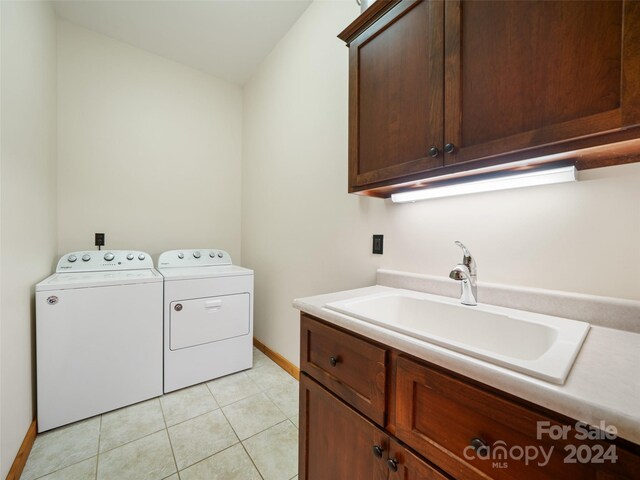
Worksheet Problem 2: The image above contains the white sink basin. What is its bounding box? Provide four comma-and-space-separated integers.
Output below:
324, 289, 590, 384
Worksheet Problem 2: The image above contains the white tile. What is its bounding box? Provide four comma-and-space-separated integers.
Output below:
265, 381, 299, 419
290, 414, 299, 429
179, 444, 262, 480
246, 362, 297, 391
160, 384, 218, 427
222, 392, 286, 440
39, 457, 97, 480
207, 371, 261, 407
22, 417, 100, 480
99, 398, 165, 452
243, 420, 298, 480
97, 430, 176, 480
253, 347, 272, 369
167, 409, 238, 470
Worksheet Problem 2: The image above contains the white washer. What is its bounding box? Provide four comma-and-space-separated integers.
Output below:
158, 249, 253, 393
35, 251, 163, 432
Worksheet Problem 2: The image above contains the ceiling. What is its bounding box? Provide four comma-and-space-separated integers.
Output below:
54, 0, 313, 85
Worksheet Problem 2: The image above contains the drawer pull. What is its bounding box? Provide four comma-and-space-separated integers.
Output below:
329, 356, 339, 367
372, 445, 384, 458
387, 458, 398, 472
470, 437, 489, 456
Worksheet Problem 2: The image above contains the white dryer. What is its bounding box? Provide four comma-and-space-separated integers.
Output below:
36, 251, 163, 432
158, 249, 253, 393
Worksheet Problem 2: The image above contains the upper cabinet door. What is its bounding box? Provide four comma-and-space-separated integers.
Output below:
349, 0, 444, 189
444, 0, 640, 166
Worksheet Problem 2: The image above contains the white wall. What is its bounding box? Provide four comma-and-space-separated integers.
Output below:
242, 0, 640, 366
0, 2, 58, 477
57, 21, 243, 261
242, 0, 387, 366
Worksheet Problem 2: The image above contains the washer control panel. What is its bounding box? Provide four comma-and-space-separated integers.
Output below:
157, 249, 232, 268
56, 250, 154, 272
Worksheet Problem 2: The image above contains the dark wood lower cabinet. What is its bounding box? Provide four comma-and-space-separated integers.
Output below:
300, 314, 386, 425
299, 313, 640, 480
299, 374, 449, 480
388, 438, 450, 480
299, 374, 387, 480
395, 356, 640, 480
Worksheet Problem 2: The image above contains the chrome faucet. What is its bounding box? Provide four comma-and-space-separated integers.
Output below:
449, 241, 477, 306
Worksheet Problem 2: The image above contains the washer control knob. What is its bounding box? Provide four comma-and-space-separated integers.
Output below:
193, 251, 201, 259
217, 252, 223, 258
209, 251, 216, 258
82, 254, 91, 262
178, 253, 184, 259
104, 253, 115, 261
126, 253, 134, 260
138, 253, 146, 261
68, 255, 77, 263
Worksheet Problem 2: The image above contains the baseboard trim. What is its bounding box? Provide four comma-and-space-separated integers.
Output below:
6, 419, 37, 480
253, 338, 300, 381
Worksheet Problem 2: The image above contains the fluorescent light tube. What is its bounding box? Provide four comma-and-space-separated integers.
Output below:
390, 166, 577, 203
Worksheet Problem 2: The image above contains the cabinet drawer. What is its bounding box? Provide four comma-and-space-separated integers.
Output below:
300, 314, 386, 425
395, 356, 639, 480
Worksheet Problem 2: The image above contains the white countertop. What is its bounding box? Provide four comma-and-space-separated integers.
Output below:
293, 285, 640, 445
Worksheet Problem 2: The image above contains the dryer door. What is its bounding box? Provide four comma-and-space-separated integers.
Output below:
170, 293, 250, 350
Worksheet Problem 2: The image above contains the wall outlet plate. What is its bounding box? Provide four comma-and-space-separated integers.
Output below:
372, 234, 383, 254
95, 232, 105, 247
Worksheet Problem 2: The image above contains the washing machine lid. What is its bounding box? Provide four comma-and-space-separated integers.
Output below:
159, 265, 253, 281
36, 269, 162, 291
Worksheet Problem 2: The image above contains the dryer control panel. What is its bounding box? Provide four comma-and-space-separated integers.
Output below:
158, 249, 232, 268
56, 251, 154, 272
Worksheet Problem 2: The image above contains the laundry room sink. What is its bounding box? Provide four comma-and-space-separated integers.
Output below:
324, 289, 590, 384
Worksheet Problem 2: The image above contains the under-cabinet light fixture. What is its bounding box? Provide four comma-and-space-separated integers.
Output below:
390, 165, 577, 203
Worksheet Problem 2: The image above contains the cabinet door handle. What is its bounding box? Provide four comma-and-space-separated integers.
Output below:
470, 437, 489, 456
387, 458, 398, 472
428, 146, 440, 158
444, 143, 456, 154
372, 445, 384, 458
329, 356, 339, 367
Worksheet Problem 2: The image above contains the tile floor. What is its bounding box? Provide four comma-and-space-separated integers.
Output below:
22, 348, 299, 480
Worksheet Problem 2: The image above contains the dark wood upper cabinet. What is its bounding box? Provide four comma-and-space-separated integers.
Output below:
340, 0, 640, 197
444, 0, 640, 166
348, 0, 444, 189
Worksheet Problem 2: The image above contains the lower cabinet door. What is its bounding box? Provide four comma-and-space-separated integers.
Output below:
299, 373, 388, 480
395, 356, 640, 480
388, 439, 451, 480
299, 374, 450, 480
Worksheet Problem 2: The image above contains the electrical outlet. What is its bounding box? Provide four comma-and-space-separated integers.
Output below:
372, 234, 383, 254
95, 233, 105, 247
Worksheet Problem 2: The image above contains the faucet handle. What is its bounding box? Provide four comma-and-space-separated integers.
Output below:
454, 241, 476, 272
